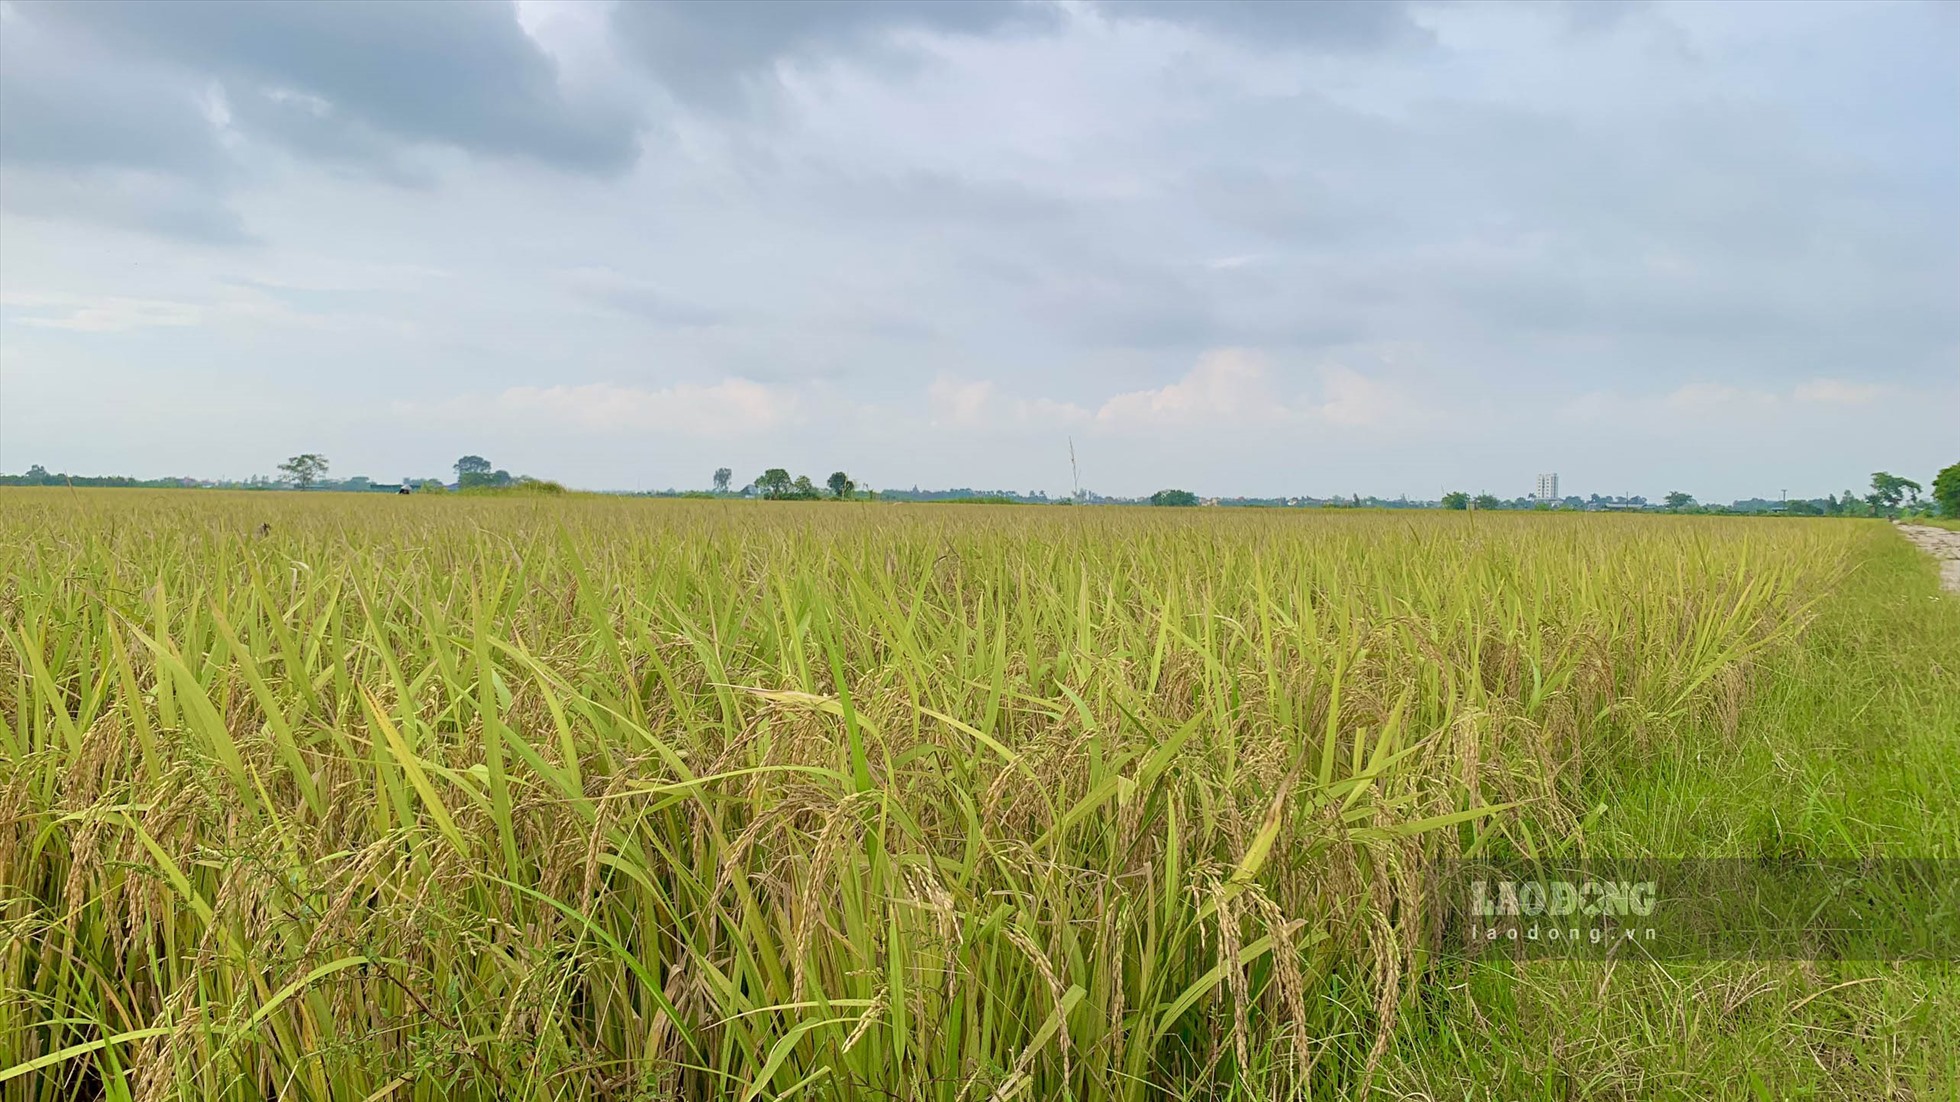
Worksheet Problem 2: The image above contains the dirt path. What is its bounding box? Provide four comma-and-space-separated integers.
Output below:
1898, 523, 1960, 594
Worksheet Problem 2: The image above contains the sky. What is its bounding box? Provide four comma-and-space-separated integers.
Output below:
1, 0, 1954, 501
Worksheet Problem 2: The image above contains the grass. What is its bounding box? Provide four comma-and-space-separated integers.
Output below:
1375, 523, 1960, 1100
0, 491, 1950, 1100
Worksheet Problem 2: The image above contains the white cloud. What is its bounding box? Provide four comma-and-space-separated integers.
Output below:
1588, 379, 1835, 424
1204, 254, 1263, 270
1664, 382, 1765, 413
1663, 377, 1899, 415
921, 349, 1426, 437
4, 293, 203, 331
0, 286, 342, 333
1792, 378, 1890, 405
403, 378, 800, 438
927, 374, 996, 426
1312, 363, 1410, 427
1094, 347, 1285, 426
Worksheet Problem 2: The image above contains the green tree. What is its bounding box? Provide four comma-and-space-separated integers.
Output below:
713, 467, 733, 495
1665, 491, 1694, 511
827, 471, 856, 499
1867, 471, 1921, 515
453, 455, 515, 490
1472, 493, 1500, 510
461, 470, 512, 490
1933, 462, 1960, 518
1149, 489, 1199, 506
1441, 491, 1469, 510
755, 468, 794, 499
792, 475, 818, 498
277, 453, 329, 490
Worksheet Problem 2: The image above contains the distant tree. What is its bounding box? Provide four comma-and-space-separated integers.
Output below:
755, 468, 794, 499
792, 475, 818, 498
1472, 493, 1500, 511
454, 455, 515, 490
1933, 462, 1960, 518
1150, 489, 1199, 506
24, 464, 51, 484
827, 471, 856, 499
1665, 491, 1695, 511
713, 467, 733, 495
1441, 491, 1469, 510
277, 454, 329, 490
1867, 471, 1921, 515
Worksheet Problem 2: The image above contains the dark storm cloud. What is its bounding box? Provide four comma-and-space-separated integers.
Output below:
611, 0, 1063, 108
223, 87, 436, 187
0, 171, 256, 245
12, 0, 641, 173
610, 1, 1437, 111
1093, 0, 1436, 50
0, 11, 252, 242
0, 16, 222, 178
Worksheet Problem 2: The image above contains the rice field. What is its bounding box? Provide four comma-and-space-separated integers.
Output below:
2, 490, 1953, 1100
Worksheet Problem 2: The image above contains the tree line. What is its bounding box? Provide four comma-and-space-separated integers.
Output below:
710, 467, 861, 500
6, 459, 1956, 518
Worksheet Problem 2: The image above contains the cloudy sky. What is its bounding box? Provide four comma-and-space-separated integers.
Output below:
1, 0, 1954, 500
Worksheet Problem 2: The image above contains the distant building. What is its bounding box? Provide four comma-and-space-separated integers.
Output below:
1534, 472, 1560, 504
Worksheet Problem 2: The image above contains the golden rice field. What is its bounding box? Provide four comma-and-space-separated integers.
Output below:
1, 490, 1948, 1100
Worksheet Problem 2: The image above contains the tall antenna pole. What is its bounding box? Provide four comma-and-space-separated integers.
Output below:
1069, 437, 1081, 502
